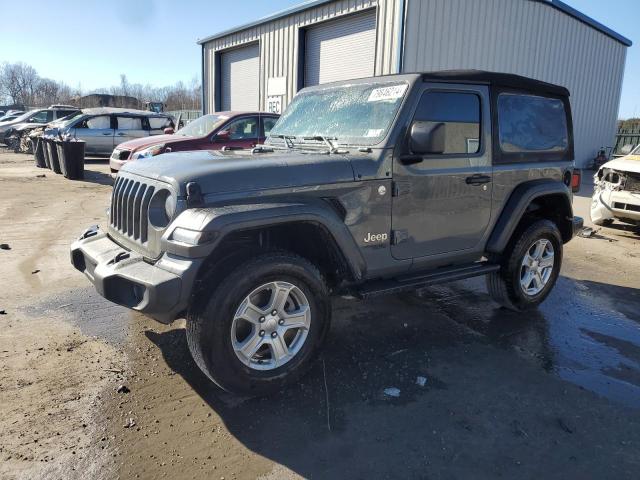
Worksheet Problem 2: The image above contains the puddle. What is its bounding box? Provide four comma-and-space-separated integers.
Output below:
417, 276, 640, 408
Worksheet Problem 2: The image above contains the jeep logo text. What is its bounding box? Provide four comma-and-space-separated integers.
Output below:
364, 232, 388, 243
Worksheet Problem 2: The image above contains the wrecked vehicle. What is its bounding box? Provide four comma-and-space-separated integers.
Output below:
591, 144, 640, 226
0, 106, 78, 145
72, 71, 582, 395
45, 108, 174, 156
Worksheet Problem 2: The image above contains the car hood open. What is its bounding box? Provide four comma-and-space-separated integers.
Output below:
122, 149, 356, 196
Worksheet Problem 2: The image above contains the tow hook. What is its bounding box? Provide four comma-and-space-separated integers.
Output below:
80, 225, 99, 240
108, 251, 130, 265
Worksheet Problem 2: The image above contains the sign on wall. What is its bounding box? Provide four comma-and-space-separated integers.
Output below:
267, 96, 283, 114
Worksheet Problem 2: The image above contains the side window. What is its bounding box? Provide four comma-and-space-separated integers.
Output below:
263, 117, 278, 137
30, 111, 49, 123
85, 116, 111, 129
116, 116, 143, 130
225, 117, 258, 140
497, 94, 568, 153
56, 110, 76, 120
412, 92, 481, 155
149, 117, 172, 130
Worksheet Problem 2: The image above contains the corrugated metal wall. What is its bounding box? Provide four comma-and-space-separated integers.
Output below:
202, 0, 402, 114
402, 0, 627, 167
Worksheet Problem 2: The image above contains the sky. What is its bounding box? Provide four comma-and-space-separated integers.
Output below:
0, 0, 637, 118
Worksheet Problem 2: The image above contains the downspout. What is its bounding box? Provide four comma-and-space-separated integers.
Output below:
201, 44, 206, 115
395, 0, 407, 74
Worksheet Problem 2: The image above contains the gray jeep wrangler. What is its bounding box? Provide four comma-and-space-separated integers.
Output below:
71, 71, 583, 395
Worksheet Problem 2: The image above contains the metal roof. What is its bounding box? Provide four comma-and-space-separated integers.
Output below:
196, 0, 631, 47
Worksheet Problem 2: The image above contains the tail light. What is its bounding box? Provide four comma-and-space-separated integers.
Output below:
571, 169, 581, 193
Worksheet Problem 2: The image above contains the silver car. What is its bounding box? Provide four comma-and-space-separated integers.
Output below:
50, 108, 174, 156
0, 106, 77, 143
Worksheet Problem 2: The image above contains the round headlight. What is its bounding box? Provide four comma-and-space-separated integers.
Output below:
164, 194, 176, 220
148, 189, 174, 229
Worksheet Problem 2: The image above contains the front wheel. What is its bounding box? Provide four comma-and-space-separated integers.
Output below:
186, 252, 331, 395
487, 219, 562, 311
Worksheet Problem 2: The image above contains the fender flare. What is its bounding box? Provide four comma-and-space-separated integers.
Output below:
486, 179, 573, 254
162, 199, 366, 280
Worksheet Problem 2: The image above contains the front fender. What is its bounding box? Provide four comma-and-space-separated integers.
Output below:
161, 200, 366, 280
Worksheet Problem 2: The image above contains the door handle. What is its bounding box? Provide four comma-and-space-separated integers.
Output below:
466, 174, 492, 185
117, 133, 126, 136
102, 132, 112, 136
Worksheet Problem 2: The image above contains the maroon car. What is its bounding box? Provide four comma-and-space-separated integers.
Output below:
110, 111, 279, 173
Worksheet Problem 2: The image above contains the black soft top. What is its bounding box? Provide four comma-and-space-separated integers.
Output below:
421, 70, 569, 97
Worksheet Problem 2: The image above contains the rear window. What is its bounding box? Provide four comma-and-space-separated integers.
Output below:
498, 94, 568, 153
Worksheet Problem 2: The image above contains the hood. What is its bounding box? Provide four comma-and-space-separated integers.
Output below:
116, 134, 187, 151
14, 122, 42, 132
601, 155, 640, 173
122, 149, 356, 196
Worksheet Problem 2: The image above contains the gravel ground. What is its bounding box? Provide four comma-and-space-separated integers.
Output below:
1, 149, 639, 479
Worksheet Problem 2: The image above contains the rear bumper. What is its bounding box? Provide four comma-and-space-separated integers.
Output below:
70, 226, 202, 323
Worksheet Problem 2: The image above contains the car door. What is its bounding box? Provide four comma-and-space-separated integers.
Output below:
391, 84, 492, 260
73, 115, 114, 155
115, 115, 147, 146
213, 116, 259, 150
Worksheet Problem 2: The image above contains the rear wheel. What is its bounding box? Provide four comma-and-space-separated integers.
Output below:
487, 219, 562, 311
186, 251, 331, 395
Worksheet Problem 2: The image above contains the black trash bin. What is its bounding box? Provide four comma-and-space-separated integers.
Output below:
60, 140, 86, 180
34, 137, 46, 168
55, 140, 67, 177
42, 137, 51, 169
46, 137, 62, 174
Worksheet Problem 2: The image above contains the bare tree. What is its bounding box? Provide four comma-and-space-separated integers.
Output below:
0, 62, 39, 105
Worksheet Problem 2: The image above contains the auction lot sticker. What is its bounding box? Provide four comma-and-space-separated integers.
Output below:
368, 84, 408, 102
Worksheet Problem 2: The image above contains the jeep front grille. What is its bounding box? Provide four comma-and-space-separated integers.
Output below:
110, 176, 155, 243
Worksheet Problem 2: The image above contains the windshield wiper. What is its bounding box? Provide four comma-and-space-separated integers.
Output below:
271, 134, 296, 149
303, 135, 339, 153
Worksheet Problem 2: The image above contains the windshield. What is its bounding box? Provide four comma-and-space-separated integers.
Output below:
61, 112, 85, 128
269, 82, 409, 146
176, 114, 227, 137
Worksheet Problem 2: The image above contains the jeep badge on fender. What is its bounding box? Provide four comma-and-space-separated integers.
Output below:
71, 71, 583, 396
364, 232, 388, 243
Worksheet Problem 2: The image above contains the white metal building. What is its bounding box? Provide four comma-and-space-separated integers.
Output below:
198, 0, 631, 167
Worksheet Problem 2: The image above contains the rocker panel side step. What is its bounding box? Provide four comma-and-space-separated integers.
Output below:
354, 263, 500, 299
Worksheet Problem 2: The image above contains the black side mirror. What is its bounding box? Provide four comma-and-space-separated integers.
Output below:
409, 121, 446, 156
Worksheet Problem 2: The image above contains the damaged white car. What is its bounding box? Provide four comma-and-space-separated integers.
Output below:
591, 144, 640, 226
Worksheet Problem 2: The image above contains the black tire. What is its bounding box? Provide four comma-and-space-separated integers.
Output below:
486, 219, 562, 311
186, 251, 331, 396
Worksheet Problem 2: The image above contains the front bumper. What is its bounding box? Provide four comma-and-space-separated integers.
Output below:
591, 188, 640, 224
70, 226, 202, 323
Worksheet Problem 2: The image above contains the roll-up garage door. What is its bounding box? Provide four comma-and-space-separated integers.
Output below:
220, 44, 260, 111
304, 10, 376, 87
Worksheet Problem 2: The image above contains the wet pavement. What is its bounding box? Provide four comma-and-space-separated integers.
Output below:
4, 151, 640, 479
27, 270, 640, 479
